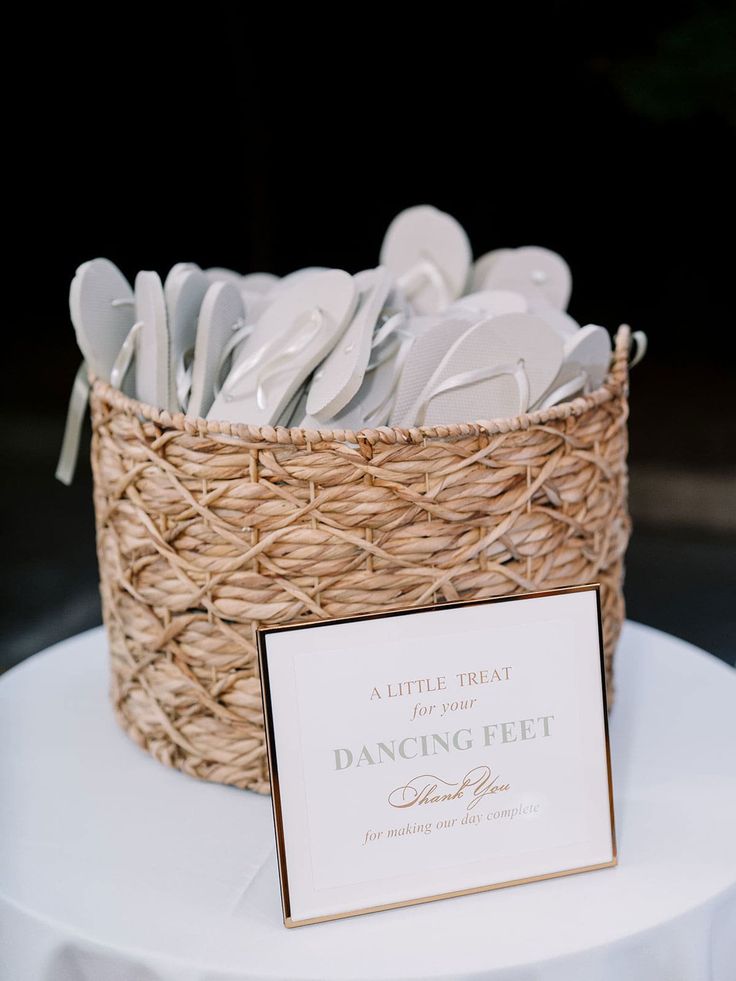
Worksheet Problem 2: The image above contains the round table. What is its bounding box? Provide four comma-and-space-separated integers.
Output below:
1, 623, 734, 981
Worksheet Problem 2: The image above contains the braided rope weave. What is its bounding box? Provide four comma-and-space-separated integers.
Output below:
90, 325, 632, 793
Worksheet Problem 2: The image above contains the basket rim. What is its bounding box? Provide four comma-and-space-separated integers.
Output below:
90, 325, 632, 447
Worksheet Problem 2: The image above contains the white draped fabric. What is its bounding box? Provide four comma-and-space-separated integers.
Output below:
1, 622, 735, 981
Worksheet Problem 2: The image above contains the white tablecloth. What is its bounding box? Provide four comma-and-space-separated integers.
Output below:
1, 622, 734, 981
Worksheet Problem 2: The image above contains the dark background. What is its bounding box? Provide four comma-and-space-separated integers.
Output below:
3, 3, 734, 671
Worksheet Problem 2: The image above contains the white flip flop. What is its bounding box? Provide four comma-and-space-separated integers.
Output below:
287, 382, 311, 426
447, 289, 528, 318
207, 269, 357, 425
69, 258, 135, 382
275, 379, 310, 427
239, 274, 281, 326
470, 249, 512, 292
535, 324, 612, 409
528, 297, 579, 338
299, 310, 414, 430
241, 272, 279, 293
239, 288, 275, 329
306, 266, 393, 422
134, 271, 173, 410
406, 313, 564, 426
164, 262, 200, 304
564, 323, 612, 390
165, 267, 210, 411
389, 317, 474, 427
60, 257, 136, 485
205, 267, 243, 286
187, 281, 246, 419
486, 247, 572, 310
271, 267, 329, 295
380, 205, 472, 314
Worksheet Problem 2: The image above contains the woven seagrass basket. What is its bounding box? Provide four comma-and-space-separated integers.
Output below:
90, 324, 633, 794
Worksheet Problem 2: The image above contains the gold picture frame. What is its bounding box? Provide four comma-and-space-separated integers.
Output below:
257, 583, 617, 928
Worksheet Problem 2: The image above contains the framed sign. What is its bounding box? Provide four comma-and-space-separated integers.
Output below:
258, 584, 616, 927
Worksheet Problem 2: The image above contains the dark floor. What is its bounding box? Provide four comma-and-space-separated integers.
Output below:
2, 413, 734, 674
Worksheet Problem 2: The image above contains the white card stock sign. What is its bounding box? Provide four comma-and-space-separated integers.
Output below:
258, 584, 616, 927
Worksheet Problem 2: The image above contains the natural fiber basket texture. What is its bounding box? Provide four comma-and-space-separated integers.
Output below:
90, 325, 632, 794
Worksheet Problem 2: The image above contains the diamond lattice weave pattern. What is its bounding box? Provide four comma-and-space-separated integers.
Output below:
90, 326, 632, 794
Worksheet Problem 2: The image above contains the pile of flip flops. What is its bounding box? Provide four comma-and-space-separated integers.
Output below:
68, 205, 616, 432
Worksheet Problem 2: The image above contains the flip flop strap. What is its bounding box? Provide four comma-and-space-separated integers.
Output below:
363, 333, 414, 427
217, 323, 281, 399
254, 310, 327, 411
206, 319, 252, 402
414, 360, 531, 427
366, 313, 408, 372
215, 319, 251, 376
175, 348, 195, 411
220, 308, 326, 409
371, 311, 405, 349
629, 331, 648, 367
55, 362, 91, 485
537, 369, 588, 411
109, 320, 143, 391
57, 294, 138, 484
397, 258, 452, 309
